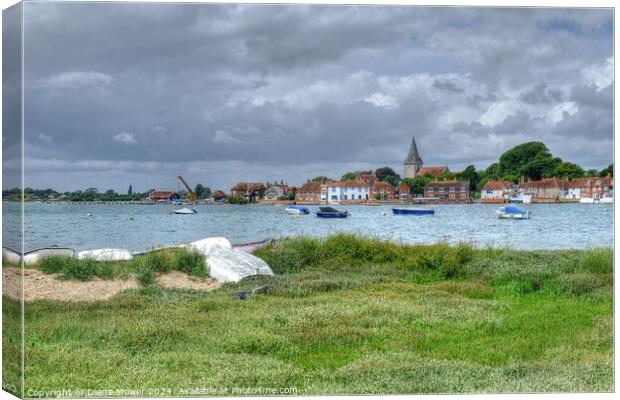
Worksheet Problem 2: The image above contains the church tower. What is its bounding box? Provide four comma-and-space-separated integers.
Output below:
404, 135, 423, 179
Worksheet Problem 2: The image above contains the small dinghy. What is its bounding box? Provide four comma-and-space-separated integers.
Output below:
316, 206, 349, 218
392, 208, 434, 215
495, 205, 529, 219
285, 205, 310, 215
173, 207, 197, 214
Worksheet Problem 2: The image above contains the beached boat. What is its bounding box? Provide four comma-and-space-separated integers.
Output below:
392, 208, 435, 215
173, 207, 197, 214
495, 205, 529, 219
285, 205, 310, 215
316, 206, 349, 218
2, 245, 75, 265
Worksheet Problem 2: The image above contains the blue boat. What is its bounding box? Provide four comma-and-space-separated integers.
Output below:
285, 205, 310, 215
392, 208, 435, 215
316, 206, 349, 218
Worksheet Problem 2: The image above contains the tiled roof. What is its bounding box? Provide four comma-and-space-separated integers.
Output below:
372, 181, 394, 189
567, 177, 613, 188
427, 180, 469, 186
298, 182, 322, 193
418, 166, 449, 176
522, 178, 567, 189
329, 180, 370, 188
231, 182, 265, 192
211, 190, 227, 198
482, 180, 514, 190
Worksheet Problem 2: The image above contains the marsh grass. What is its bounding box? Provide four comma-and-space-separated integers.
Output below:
34, 248, 206, 284
4, 234, 613, 395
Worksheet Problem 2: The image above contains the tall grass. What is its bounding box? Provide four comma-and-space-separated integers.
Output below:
34, 248, 206, 285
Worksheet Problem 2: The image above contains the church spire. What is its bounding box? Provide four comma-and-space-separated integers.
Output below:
405, 135, 423, 165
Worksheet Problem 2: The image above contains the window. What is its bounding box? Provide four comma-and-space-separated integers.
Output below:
450, 186, 455, 192
427, 187, 433, 192
439, 186, 445, 192
450, 193, 455, 199
343, 195, 348, 200
358, 194, 362, 200
461, 186, 467, 192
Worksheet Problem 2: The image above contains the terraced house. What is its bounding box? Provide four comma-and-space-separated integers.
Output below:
424, 180, 471, 203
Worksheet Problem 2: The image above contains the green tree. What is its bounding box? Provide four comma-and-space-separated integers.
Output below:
309, 176, 332, 183
402, 176, 431, 195
586, 169, 599, 177
341, 172, 357, 181
599, 164, 613, 177
552, 162, 585, 180
457, 165, 479, 192
194, 184, 207, 199
375, 166, 401, 187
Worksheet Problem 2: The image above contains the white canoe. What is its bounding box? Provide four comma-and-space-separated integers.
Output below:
77, 248, 133, 261
3, 246, 75, 265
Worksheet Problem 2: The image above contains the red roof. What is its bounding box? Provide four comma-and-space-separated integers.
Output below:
330, 180, 370, 188
149, 191, 178, 200
418, 166, 449, 176
568, 177, 613, 188
373, 181, 394, 189
522, 178, 568, 190
482, 180, 513, 190
297, 182, 322, 193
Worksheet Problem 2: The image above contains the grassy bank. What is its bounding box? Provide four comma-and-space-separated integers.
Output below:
23, 248, 206, 285
2, 235, 613, 395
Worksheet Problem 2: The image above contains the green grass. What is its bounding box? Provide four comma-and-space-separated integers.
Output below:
3, 234, 613, 395
31, 248, 206, 283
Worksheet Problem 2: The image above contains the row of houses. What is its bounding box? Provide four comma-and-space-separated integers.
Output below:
481, 177, 614, 203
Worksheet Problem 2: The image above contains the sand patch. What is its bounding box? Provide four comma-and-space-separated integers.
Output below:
2, 267, 140, 302
2, 268, 219, 302
156, 270, 220, 291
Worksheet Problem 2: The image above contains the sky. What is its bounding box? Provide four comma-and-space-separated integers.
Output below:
2, 2, 614, 192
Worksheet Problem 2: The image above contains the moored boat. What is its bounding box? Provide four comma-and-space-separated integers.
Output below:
316, 206, 349, 218
173, 207, 197, 214
495, 205, 529, 219
285, 205, 310, 215
392, 208, 435, 215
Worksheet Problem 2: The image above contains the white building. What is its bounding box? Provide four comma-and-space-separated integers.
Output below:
325, 181, 370, 204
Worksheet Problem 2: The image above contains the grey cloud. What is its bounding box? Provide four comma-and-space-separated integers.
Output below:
4, 3, 613, 191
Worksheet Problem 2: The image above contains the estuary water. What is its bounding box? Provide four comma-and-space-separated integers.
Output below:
2, 202, 614, 252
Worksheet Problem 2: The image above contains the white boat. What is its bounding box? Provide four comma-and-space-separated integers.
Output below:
173, 207, 197, 214
284, 205, 310, 215
494, 205, 529, 219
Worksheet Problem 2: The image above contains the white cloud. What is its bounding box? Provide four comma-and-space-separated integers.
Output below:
36, 133, 53, 143
478, 101, 520, 127
36, 71, 113, 90
213, 129, 242, 145
546, 101, 579, 124
113, 132, 137, 144
363, 92, 399, 109
581, 57, 613, 90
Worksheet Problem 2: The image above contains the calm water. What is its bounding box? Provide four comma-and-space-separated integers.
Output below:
1, 202, 614, 252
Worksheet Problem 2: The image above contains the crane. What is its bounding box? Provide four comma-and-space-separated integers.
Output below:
177, 176, 197, 203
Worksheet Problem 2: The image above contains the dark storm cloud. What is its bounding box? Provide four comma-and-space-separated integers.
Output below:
10, 3, 614, 191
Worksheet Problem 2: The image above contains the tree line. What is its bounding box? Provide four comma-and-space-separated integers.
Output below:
311, 142, 613, 196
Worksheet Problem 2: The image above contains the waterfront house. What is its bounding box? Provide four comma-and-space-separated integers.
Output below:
264, 184, 290, 201
424, 180, 470, 203
399, 183, 411, 201
149, 190, 180, 202
294, 182, 323, 204
230, 182, 265, 203
519, 178, 568, 203
371, 181, 396, 201
568, 177, 613, 201
481, 180, 515, 203
325, 180, 370, 204
211, 190, 227, 202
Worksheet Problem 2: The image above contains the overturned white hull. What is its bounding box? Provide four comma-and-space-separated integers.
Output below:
77, 248, 134, 261
188, 237, 274, 283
